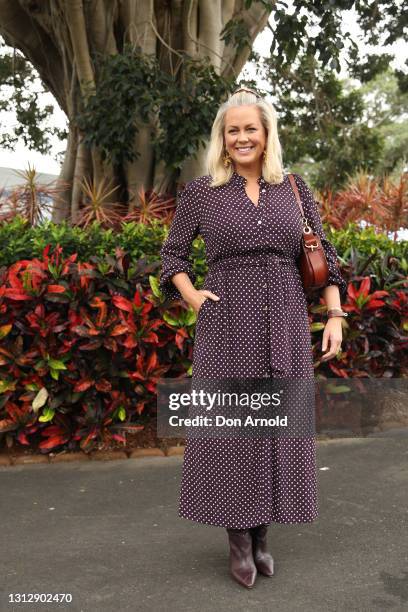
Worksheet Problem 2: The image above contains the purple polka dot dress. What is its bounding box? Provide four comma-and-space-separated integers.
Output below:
159, 170, 347, 528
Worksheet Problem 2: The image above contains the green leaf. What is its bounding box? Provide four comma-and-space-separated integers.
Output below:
50, 369, 60, 381
325, 384, 351, 394
310, 322, 325, 332
38, 407, 55, 422
184, 309, 197, 326
149, 275, 161, 297
0, 379, 16, 393
163, 312, 179, 326
25, 383, 39, 391
118, 406, 126, 421
48, 358, 67, 370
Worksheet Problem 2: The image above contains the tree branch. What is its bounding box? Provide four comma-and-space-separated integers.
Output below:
86, 0, 118, 56
0, 0, 67, 112
63, 0, 95, 95
222, 1, 273, 80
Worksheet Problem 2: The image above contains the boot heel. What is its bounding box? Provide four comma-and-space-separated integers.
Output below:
250, 524, 274, 577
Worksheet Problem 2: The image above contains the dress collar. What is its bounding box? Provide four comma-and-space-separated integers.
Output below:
230, 170, 267, 187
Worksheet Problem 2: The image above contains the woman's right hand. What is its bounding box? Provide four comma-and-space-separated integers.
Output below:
190, 289, 220, 315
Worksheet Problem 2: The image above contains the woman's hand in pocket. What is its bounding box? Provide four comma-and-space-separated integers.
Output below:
190, 290, 220, 316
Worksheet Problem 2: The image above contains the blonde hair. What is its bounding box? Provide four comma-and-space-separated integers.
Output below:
206, 89, 284, 187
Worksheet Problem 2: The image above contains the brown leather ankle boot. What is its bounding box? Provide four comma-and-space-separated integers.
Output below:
226, 528, 257, 588
249, 524, 274, 577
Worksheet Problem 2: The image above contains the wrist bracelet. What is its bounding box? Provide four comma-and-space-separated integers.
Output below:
327, 308, 348, 319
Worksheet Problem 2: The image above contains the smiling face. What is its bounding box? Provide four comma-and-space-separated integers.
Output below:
223, 105, 267, 174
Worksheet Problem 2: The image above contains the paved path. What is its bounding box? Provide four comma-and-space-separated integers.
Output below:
1, 435, 407, 612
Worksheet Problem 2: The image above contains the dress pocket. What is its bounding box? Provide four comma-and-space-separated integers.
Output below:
197, 297, 211, 318
195, 298, 210, 336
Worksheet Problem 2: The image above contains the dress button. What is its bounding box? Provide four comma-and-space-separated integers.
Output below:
264, 305, 268, 311
263, 283, 267, 288
257, 220, 262, 225
261, 188, 266, 192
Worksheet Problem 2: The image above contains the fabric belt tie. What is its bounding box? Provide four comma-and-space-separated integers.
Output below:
208, 252, 296, 377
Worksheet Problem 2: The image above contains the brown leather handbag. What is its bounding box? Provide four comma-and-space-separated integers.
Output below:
288, 174, 329, 291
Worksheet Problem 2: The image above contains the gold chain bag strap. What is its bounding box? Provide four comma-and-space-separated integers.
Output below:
288, 174, 329, 291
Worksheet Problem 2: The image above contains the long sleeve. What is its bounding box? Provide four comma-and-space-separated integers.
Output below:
159, 179, 201, 301
293, 173, 347, 300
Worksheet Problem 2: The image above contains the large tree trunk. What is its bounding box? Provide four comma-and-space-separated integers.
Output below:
0, 0, 273, 221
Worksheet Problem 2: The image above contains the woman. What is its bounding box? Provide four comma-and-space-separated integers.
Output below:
159, 87, 347, 588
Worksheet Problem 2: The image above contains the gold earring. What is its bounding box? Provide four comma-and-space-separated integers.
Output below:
262, 150, 267, 161
223, 150, 232, 167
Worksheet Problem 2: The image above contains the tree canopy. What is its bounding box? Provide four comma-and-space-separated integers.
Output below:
0, 0, 406, 220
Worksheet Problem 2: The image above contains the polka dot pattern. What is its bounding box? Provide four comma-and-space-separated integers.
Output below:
159, 170, 347, 528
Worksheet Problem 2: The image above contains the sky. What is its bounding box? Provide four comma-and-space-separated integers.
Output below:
0, 5, 407, 175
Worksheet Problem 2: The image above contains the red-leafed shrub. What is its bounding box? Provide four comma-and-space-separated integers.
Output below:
0, 234, 407, 453
0, 244, 193, 452
310, 275, 408, 378
319, 171, 408, 238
